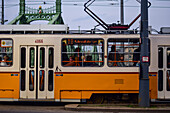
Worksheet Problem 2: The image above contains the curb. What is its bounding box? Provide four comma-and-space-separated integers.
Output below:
65, 104, 170, 112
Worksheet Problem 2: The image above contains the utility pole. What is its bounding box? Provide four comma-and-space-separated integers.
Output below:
120, 0, 124, 25
139, 0, 150, 107
1, 0, 4, 24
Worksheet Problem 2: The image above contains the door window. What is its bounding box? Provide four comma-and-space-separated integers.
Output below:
48, 70, 53, 91
40, 48, 45, 68
30, 48, 35, 68
29, 70, 34, 91
21, 48, 26, 68
48, 48, 54, 68
39, 70, 45, 91
158, 70, 163, 91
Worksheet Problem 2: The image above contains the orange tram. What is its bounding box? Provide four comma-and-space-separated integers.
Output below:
0, 25, 170, 103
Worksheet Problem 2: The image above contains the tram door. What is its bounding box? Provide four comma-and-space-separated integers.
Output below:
20, 46, 54, 99
158, 46, 170, 99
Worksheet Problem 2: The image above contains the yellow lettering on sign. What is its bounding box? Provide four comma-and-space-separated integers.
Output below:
2, 41, 5, 45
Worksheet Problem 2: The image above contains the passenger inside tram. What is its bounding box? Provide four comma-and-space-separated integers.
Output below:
117, 55, 125, 67
108, 45, 119, 66
0, 54, 10, 66
64, 56, 75, 66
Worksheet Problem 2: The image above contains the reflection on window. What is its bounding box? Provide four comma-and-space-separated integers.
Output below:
29, 70, 34, 91
39, 70, 45, 91
0, 39, 13, 67
30, 48, 35, 68
107, 39, 140, 67
61, 39, 104, 67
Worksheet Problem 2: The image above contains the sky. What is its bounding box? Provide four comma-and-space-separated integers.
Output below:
0, 0, 170, 32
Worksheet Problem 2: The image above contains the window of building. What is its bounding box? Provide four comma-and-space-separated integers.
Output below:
62, 39, 104, 67
107, 38, 140, 67
0, 39, 13, 67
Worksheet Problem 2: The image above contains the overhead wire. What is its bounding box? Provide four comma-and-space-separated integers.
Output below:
2, 0, 170, 9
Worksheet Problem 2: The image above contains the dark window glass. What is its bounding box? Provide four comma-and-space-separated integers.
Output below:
0, 39, 13, 67
167, 48, 170, 68
40, 48, 45, 68
158, 70, 163, 91
167, 71, 170, 91
21, 48, 26, 68
21, 70, 26, 91
29, 70, 34, 91
158, 48, 163, 68
39, 70, 45, 91
107, 39, 140, 67
30, 48, 35, 68
61, 39, 104, 67
48, 70, 53, 91
49, 48, 54, 68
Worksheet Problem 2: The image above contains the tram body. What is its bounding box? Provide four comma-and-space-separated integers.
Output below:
0, 33, 169, 102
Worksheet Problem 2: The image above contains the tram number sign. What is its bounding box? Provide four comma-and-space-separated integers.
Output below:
35, 39, 43, 43
142, 56, 149, 62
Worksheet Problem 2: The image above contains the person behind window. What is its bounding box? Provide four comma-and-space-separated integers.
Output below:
133, 47, 140, 66
117, 55, 125, 67
0, 54, 9, 66
74, 47, 82, 66
85, 56, 93, 66
108, 45, 119, 66
64, 56, 75, 66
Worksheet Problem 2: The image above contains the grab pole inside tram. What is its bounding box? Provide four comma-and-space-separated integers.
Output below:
139, 0, 150, 107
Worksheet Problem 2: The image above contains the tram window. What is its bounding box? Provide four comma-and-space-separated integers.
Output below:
167, 48, 170, 68
48, 70, 53, 91
158, 70, 163, 91
0, 39, 13, 67
30, 48, 35, 68
61, 39, 104, 67
21, 48, 26, 68
21, 70, 26, 91
107, 39, 140, 67
158, 48, 163, 68
39, 70, 45, 91
29, 70, 34, 91
40, 48, 45, 68
48, 48, 54, 68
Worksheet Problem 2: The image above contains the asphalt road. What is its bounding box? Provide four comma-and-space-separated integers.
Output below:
0, 102, 169, 113
0, 102, 72, 113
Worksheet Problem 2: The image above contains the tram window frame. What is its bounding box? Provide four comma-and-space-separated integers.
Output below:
61, 38, 104, 67
107, 38, 140, 67
0, 39, 13, 67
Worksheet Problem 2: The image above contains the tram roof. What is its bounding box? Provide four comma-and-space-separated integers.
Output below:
0, 25, 139, 34
0, 25, 69, 34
